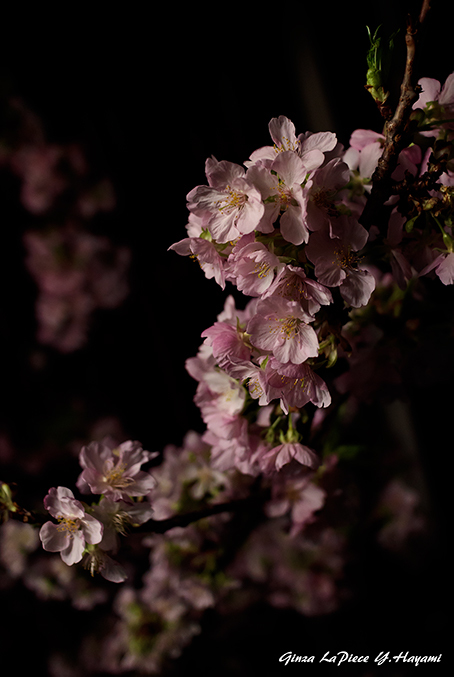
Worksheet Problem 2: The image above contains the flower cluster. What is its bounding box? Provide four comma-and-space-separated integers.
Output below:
171, 77, 454, 480
1, 66, 451, 677
39, 438, 156, 582
1, 96, 130, 352
23, 226, 130, 352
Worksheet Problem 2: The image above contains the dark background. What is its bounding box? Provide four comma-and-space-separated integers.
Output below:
0, 2, 451, 675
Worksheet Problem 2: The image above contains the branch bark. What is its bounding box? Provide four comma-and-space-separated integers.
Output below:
135, 489, 270, 534
359, 0, 432, 230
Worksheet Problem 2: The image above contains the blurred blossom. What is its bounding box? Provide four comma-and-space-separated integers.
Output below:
0, 520, 40, 578
23, 226, 131, 352
376, 479, 425, 550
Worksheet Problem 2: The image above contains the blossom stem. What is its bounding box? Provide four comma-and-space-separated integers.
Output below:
359, 0, 432, 231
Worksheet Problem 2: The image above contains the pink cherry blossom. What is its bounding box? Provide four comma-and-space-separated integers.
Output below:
76, 439, 157, 500
420, 251, 454, 285
263, 264, 333, 315
247, 296, 318, 364
385, 208, 413, 289
187, 158, 264, 243
304, 157, 351, 231
39, 486, 103, 566
266, 471, 326, 536
305, 216, 375, 307
246, 151, 313, 244
260, 440, 319, 473
246, 116, 331, 171
265, 358, 331, 412
91, 497, 154, 554
169, 236, 227, 289
201, 320, 252, 373
345, 129, 421, 184
226, 236, 284, 296
413, 73, 454, 111
227, 358, 283, 407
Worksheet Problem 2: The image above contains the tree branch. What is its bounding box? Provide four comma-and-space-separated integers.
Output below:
135, 490, 270, 534
359, 0, 432, 230
2, 487, 271, 536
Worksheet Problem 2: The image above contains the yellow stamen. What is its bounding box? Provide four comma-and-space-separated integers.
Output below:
57, 516, 79, 533
254, 261, 272, 279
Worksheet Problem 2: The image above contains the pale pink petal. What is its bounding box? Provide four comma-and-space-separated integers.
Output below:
39, 521, 70, 552
413, 77, 441, 109
61, 531, 85, 566
439, 73, 454, 106
80, 514, 104, 545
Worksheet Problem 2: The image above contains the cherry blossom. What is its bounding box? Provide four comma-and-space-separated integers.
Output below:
39, 487, 103, 566
265, 358, 332, 412
247, 296, 319, 364
225, 234, 284, 296
76, 439, 157, 501
187, 158, 264, 243
305, 215, 376, 307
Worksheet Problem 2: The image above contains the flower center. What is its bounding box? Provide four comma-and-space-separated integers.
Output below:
254, 261, 272, 279
273, 136, 298, 154
112, 510, 132, 535
248, 376, 264, 399
217, 186, 247, 215
334, 245, 360, 271
277, 184, 294, 211
277, 317, 300, 340
105, 462, 134, 488
57, 516, 80, 533
311, 189, 338, 216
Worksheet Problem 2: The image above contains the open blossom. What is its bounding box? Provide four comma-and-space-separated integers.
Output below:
76, 439, 157, 500
304, 157, 351, 232
187, 158, 264, 243
344, 128, 421, 184
228, 358, 284, 408
225, 234, 284, 296
247, 296, 319, 364
168, 236, 227, 289
265, 358, 331, 413
305, 215, 376, 307
263, 264, 333, 315
201, 320, 252, 373
412, 72, 454, 136
266, 471, 326, 536
246, 150, 313, 244
39, 487, 103, 566
246, 115, 336, 170
91, 497, 154, 553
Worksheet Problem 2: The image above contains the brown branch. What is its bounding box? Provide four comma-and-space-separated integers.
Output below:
2, 489, 270, 536
135, 490, 270, 534
359, 0, 432, 230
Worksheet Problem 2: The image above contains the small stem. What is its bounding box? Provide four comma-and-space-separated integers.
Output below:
359, 0, 432, 231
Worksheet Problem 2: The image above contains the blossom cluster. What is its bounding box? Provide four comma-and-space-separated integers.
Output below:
0, 71, 451, 677
1, 97, 130, 352
23, 226, 130, 352
171, 74, 454, 480
39, 438, 156, 582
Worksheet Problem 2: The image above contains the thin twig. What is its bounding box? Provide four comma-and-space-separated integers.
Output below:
359, 0, 432, 230
135, 490, 270, 534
